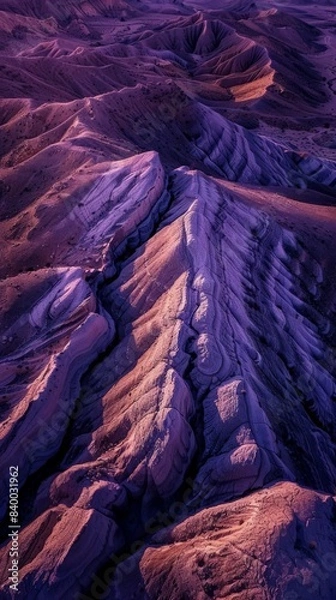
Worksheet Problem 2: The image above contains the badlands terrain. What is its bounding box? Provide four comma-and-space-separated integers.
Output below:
0, 0, 336, 598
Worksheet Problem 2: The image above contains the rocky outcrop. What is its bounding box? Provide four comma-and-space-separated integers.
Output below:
110, 482, 336, 600
0, 267, 114, 521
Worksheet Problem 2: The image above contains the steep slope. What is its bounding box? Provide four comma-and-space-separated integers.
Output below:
1, 153, 336, 598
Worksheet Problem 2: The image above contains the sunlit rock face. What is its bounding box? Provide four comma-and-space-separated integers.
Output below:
1, 1, 336, 599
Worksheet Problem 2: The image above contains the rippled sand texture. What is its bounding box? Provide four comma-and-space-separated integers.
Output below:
1, 1, 336, 599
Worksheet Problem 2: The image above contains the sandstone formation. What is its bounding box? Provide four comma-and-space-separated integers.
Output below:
0, 1, 336, 599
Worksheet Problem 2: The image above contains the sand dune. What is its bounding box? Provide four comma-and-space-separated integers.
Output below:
0, 1, 336, 599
